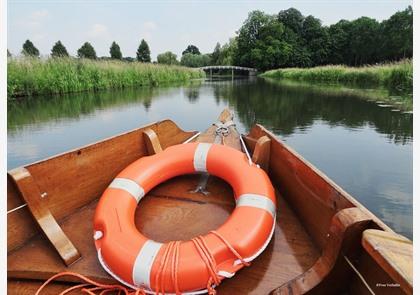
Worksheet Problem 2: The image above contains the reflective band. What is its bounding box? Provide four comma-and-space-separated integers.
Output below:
236, 194, 276, 218
193, 143, 211, 172
109, 178, 145, 203
132, 240, 163, 288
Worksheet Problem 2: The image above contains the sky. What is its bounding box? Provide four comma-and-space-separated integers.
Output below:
7, 0, 412, 60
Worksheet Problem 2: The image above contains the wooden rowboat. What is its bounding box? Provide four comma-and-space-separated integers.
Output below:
7, 109, 412, 294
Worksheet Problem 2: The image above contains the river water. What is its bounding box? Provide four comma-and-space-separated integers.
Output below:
7, 78, 413, 239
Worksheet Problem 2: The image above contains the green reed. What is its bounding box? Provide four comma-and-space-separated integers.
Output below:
7, 57, 205, 97
261, 59, 413, 95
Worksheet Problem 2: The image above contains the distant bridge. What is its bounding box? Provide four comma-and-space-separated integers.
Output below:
200, 66, 257, 78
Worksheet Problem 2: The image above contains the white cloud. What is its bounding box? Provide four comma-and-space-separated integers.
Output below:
31, 9, 49, 20
143, 21, 157, 31
87, 24, 109, 38
17, 9, 49, 30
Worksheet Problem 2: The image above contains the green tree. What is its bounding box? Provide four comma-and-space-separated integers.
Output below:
7, 49, 11, 57
110, 41, 122, 59
349, 17, 380, 65
157, 51, 178, 65
22, 39, 40, 57
219, 38, 238, 65
180, 53, 211, 67
77, 42, 97, 59
277, 8, 305, 34
51, 40, 69, 57
235, 11, 291, 70
228, 6, 412, 69
302, 16, 330, 65
211, 42, 222, 65
182, 45, 200, 55
328, 20, 352, 64
380, 6, 412, 60
136, 39, 151, 62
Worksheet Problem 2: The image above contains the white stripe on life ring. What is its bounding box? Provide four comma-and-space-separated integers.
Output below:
109, 178, 145, 203
236, 194, 276, 218
132, 240, 163, 288
193, 143, 212, 172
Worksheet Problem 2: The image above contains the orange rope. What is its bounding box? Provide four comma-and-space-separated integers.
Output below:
36, 231, 249, 295
154, 241, 174, 295
171, 241, 181, 295
210, 231, 250, 266
34, 271, 145, 295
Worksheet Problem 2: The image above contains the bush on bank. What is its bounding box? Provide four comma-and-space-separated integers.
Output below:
261, 59, 413, 94
7, 57, 205, 97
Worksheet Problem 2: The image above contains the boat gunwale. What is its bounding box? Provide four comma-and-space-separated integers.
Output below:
249, 123, 395, 235
7, 119, 198, 213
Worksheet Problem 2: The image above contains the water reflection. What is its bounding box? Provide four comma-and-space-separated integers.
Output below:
210, 79, 413, 145
7, 78, 412, 238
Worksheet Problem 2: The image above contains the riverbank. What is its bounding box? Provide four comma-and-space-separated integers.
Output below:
261, 60, 413, 110
7, 57, 205, 97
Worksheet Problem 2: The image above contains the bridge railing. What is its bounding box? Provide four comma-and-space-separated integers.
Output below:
199, 65, 258, 72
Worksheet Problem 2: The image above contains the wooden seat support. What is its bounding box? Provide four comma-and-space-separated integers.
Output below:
251, 135, 271, 172
8, 167, 81, 266
270, 207, 373, 295
143, 129, 163, 155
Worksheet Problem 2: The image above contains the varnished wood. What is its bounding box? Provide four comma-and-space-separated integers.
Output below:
251, 135, 271, 172
8, 167, 81, 266
246, 124, 394, 246
245, 124, 411, 294
7, 120, 195, 253
270, 208, 373, 294
8, 177, 319, 294
7, 111, 412, 294
349, 249, 406, 295
196, 108, 241, 150
362, 229, 412, 294
143, 129, 163, 155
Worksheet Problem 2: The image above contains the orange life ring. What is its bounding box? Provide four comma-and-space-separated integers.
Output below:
93, 142, 276, 294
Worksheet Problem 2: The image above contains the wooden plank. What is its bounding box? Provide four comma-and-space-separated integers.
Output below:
7, 120, 195, 253
349, 249, 407, 295
245, 124, 394, 249
270, 208, 373, 294
362, 229, 412, 294
251, 135, 271, 172
8, 167, 81, 266
8, 110, 320, 294
197, 108, 241, 150
8, 178, 319, 295
8, 280, 74, 295
143, 129, 163, 155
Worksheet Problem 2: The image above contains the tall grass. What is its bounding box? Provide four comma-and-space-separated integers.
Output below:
7, 57, 205, 97
261, 59, 413, 94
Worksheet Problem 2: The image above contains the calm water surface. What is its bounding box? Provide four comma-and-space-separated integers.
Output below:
7, 78, 413, 239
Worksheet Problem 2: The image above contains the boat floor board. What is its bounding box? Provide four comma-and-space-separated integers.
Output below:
8, 174, 319, 295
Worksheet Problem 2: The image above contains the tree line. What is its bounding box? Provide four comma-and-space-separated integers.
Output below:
179, 6, 412, 70
8, 6, 412, 71
11, 39, 152, 62
231, 6, 412, 70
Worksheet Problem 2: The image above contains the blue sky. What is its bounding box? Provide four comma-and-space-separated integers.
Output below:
8, 0, 412, 60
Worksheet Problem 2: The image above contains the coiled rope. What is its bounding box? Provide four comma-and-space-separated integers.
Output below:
35, 231, 249, 295
34, 271, 145, 295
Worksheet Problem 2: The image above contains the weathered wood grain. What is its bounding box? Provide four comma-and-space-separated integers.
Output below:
362, 229, 412, 294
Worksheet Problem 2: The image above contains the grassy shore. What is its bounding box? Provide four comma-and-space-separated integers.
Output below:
261, 59, 413, 108
7, 57, 205, 97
